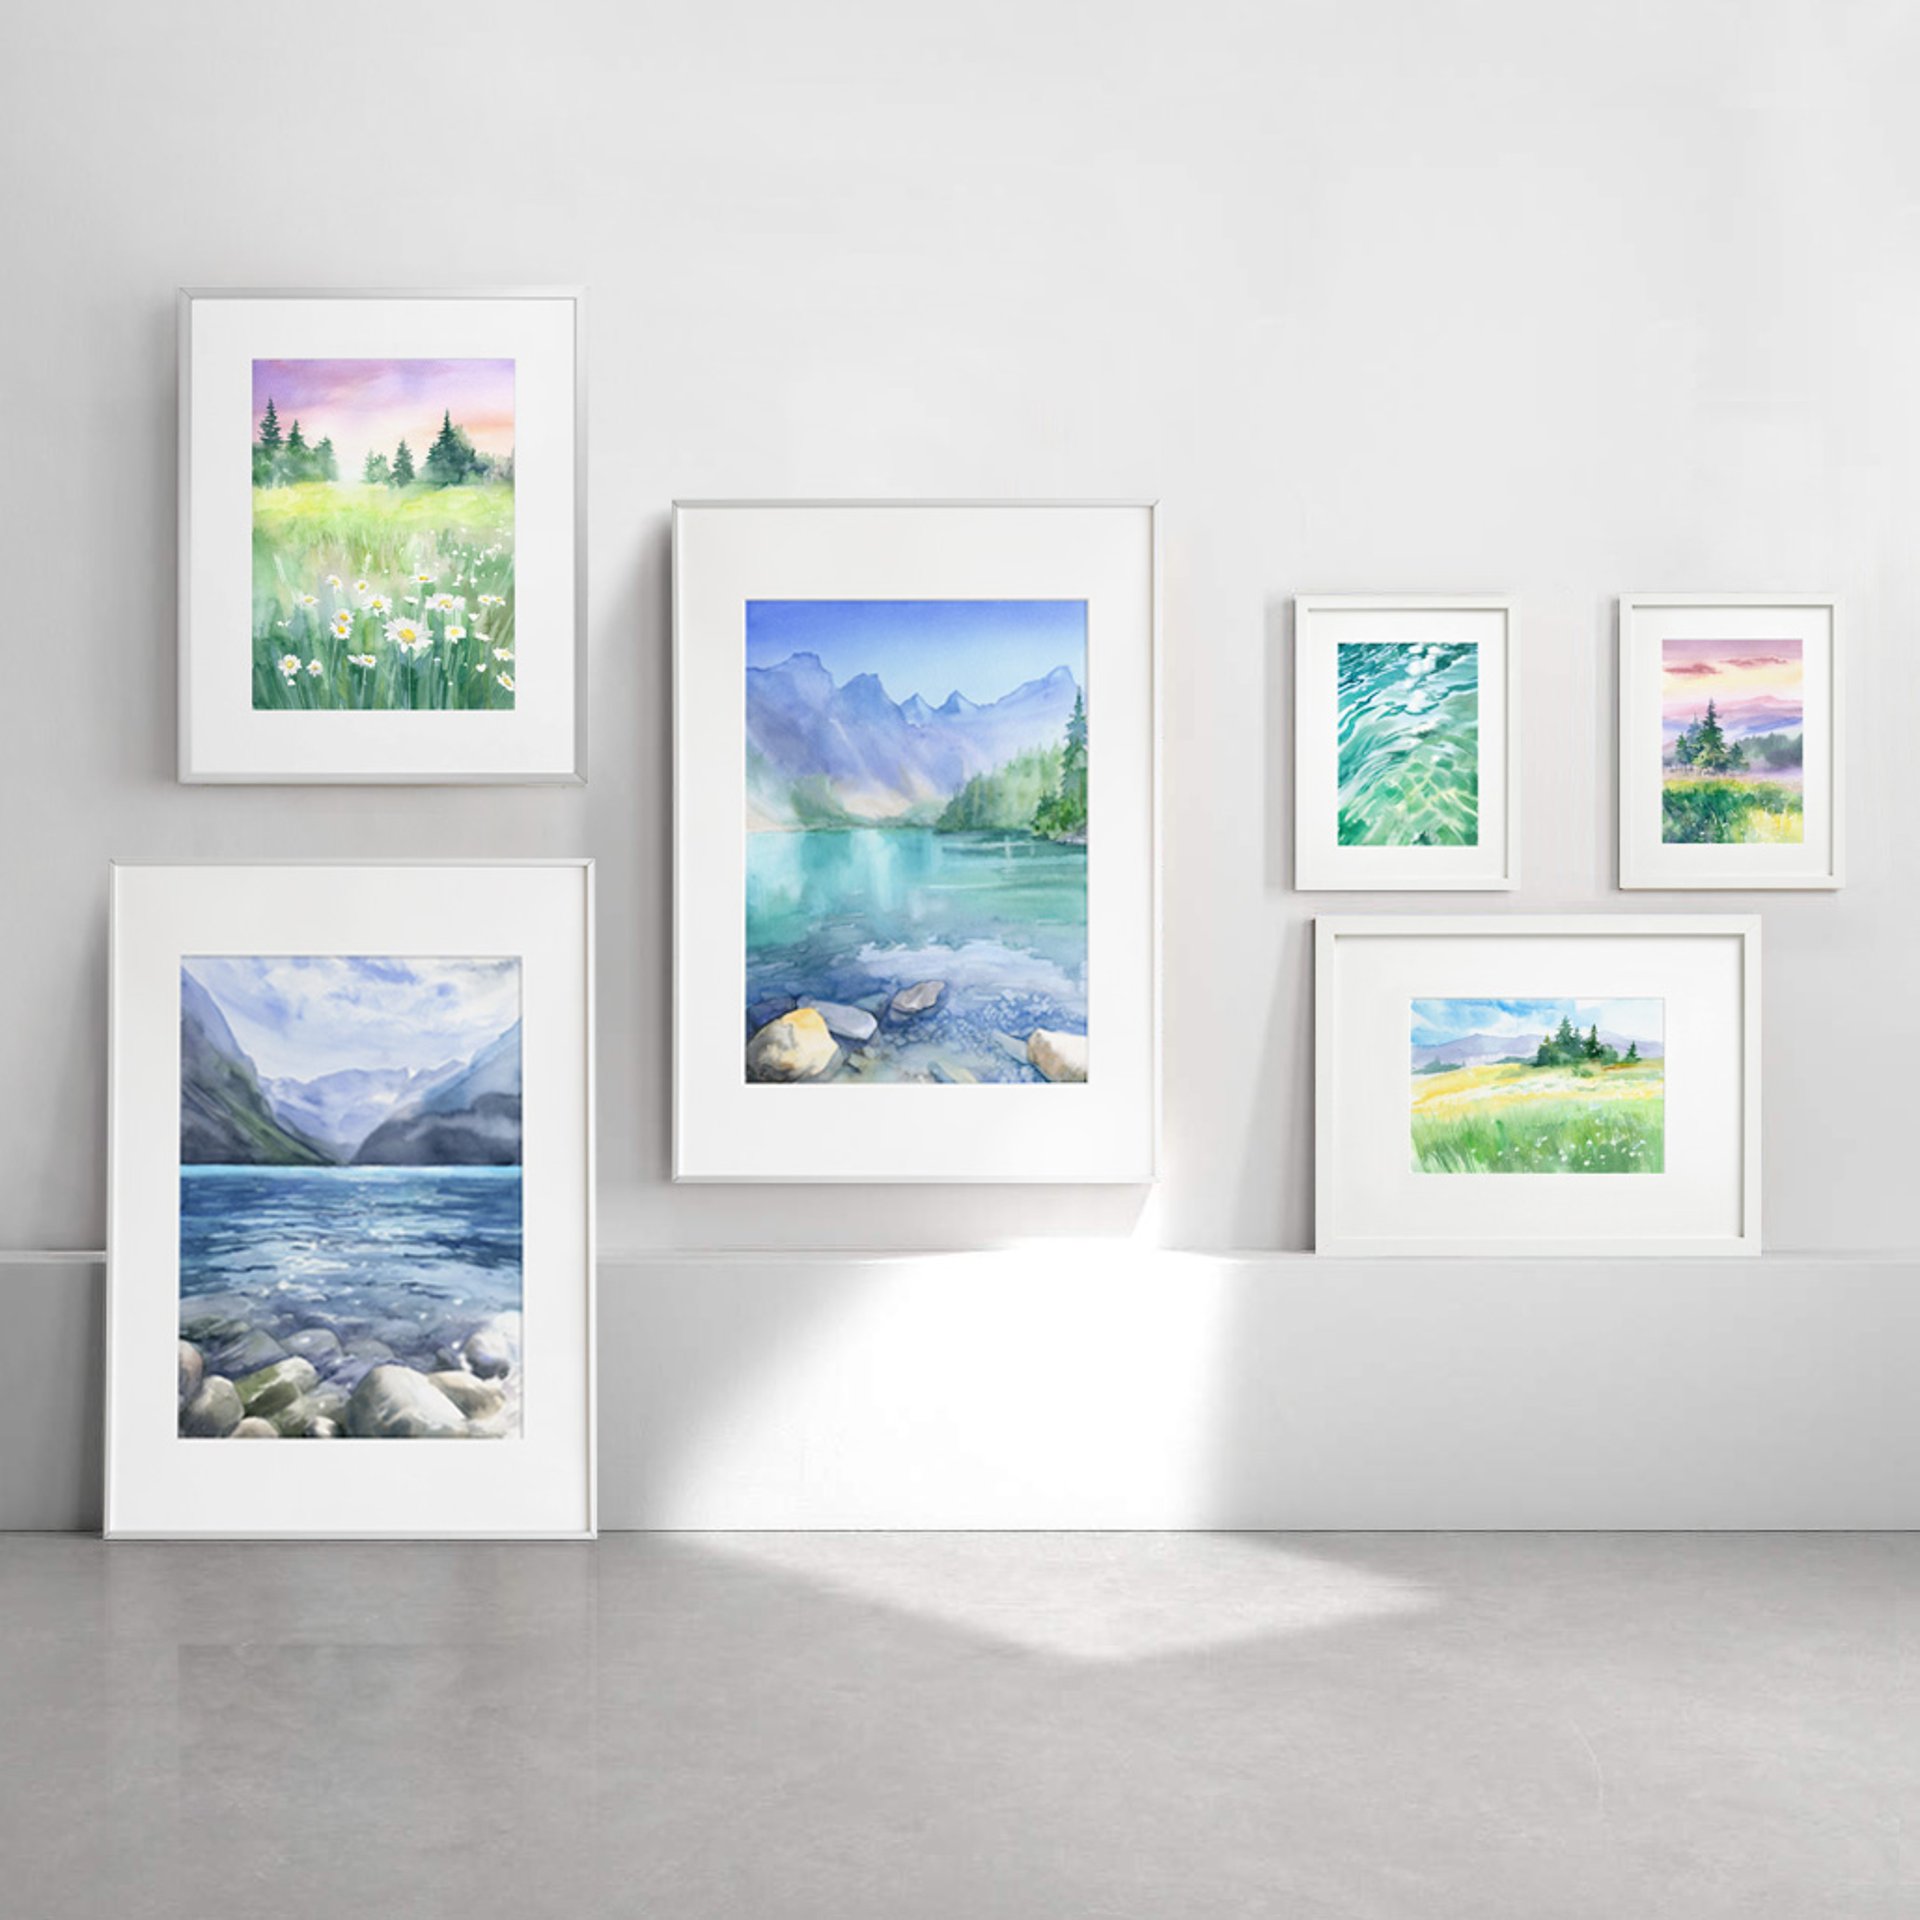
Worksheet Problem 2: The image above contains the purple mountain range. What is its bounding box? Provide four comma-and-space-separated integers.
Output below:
1412, 1031, 1664, 1070
747, 652, 1080, 826
1661, 692, 1803, 740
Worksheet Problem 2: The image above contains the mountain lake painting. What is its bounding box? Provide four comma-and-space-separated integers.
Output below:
251, 359, 517, 711
1337, 640, 1479, 846
1661, 638, 1804, 843
1411, 998, 1665, 1174
178, 956, 524, 1439
744, 599, 1089, 1086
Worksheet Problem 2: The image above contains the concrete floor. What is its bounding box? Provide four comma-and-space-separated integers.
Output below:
1, 1534, 1913, 1918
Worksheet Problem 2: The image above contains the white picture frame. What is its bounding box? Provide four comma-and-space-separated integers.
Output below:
674, 500, 1160, 1183
1315, 914, 1760, 1257
1618, 595, 1843, 889
179, 288, 587, 784
1294, 595, 1519, 891
106, 861, 597, 1538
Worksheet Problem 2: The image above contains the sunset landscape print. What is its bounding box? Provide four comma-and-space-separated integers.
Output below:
250, 358, 516, 712
1660, 637, 1804, 843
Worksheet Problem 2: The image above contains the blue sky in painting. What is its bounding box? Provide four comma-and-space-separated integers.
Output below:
746, 600, 1086, 706
1411, 997, 1665, 1048
184, 956, 520, 1082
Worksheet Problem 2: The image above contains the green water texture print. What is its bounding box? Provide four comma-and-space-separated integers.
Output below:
1337, 641, 1479, 847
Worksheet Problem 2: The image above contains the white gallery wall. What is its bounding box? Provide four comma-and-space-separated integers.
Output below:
2, 0, 1916, 1527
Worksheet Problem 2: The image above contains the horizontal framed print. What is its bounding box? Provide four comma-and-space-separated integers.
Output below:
674, 500, 1159, 1182
107, 861, 596, 1537
1619, 595, 1843, 888
1315, 915, 1759, 1256
1294, 596, 1518, 891
179, 288, 585, 783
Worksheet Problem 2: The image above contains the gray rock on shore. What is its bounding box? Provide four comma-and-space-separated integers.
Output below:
283, 1328, 344, 1373
430, 1370, 506, 1419
1028, 1028, 1088, 1083
234, 1356, 320, 1420
463, 1320, 518, 1379
347, 1365, 469, 1439
207, 1328, 287, 1377
800, 998, 880, 1044
230, 1417, 279, 1438
889, 980, 947, 1019
181, 1376, 243, 1438
178, 1341, 204, 1407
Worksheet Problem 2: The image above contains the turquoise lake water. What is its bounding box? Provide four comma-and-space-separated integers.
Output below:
1336, 641, 1479, 846
744, 827, 1087, 1083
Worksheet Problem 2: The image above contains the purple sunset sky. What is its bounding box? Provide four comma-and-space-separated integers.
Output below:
251, 358, 514, 472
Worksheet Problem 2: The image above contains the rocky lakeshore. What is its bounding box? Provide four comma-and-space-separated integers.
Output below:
746, 974, 1087, 1086
178, 1295, 521, 1439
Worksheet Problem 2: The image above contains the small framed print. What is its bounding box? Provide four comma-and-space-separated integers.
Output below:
1619, 595, 1843, 889
179, 288, 585, 784
674, 500, 1160, 1183
1315, 915, 1760, 1257
1294, 596, 1518, 891
106, 861, 596, 1538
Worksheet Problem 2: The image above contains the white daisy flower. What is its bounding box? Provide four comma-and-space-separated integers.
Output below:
385, 615, 431, 654
366, 592, 393, 616
492, 647, 513, 662
325, 574, 342, 591
278, 653, 301, 678
348, 653, 378, 668
296, 592, 319, 608
330, 610, 354, 639
305, 659, 324, 677
497, 672, 514, 692
445, 625, 466, 642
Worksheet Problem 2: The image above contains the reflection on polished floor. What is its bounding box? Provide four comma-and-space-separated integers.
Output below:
2, 1532, 1913, 1919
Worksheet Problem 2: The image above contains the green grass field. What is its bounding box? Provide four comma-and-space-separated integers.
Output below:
1411, 1059, 1665, 1174
1661, 774, 1802, 844
251, 482, 515, 711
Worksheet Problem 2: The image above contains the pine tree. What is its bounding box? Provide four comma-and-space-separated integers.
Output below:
257, 398, 281, 449
1625, 1041, 1639, 1063
422, 408, 473, 487
1584, 1023, 1602, 1060
1692, 698, 1734, 773
363, 449, 390, 485
314, 435, 337, 483
283, 419, 310, 484
390, 438, 415, 486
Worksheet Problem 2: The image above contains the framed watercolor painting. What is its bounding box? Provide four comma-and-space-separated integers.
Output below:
1293, 596, 1519, 891
1314, 915, 1760, 1256
106, 861, 596, 1537
673, 501, 1159, 1182
178, 289, 585, 784
1618, 596, 1842, 888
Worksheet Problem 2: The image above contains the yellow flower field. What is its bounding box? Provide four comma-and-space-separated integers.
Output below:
1411, 1058, 1665, 1174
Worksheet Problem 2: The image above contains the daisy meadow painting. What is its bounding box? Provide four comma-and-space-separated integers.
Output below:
177, 956, 524, 1439
250, 359, 516, 711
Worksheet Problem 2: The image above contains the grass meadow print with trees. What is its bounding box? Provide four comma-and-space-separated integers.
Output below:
1660, 637, 1804, 843
251, 359, 516, 712
1410, 997, 1666, 1175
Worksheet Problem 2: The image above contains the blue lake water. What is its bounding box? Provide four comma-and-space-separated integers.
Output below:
744, 827, 1087, 1083
179, 1166, 521, 1378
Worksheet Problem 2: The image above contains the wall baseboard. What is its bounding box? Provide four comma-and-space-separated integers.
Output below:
8, 1249, 1917, 1532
